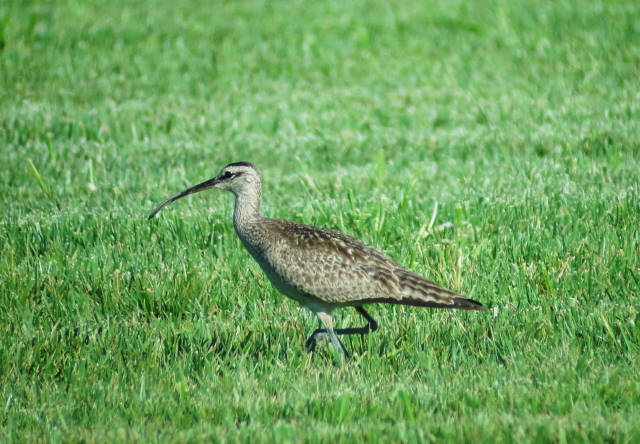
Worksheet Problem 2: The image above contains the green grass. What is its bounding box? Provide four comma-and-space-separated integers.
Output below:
1, 0, 639, 441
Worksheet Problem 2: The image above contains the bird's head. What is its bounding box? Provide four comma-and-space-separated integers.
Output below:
147, 161, 260, 220
209, 162, 260, 194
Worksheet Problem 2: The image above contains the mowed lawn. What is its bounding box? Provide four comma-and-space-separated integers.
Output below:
1, 0, 639, 441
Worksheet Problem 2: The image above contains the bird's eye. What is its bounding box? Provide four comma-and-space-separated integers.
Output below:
222, 171, 233, 179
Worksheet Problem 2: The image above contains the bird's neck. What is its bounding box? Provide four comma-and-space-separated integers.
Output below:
232, 185, 262, 231
231, 184, 268, 257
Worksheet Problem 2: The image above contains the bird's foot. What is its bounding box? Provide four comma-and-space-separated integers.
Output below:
305, 331, 328, 353
306, 330, 348, 362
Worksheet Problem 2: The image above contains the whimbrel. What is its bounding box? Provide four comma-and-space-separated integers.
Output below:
148, 162, 487, 357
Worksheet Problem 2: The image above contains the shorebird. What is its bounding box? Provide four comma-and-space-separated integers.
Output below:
148, 162, 487, 357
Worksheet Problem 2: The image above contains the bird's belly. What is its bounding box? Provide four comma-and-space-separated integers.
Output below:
239, 238, 392, 309
242, 242, 319, 306
256, 257, 322, 306
252, 251, 376, 309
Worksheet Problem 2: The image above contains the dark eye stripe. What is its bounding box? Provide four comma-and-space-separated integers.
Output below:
222, 171, 244, 180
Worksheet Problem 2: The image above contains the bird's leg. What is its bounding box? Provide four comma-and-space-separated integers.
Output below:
327, 306, 379, 336
305, 307, 378, 354
306, 311, 347, 357
353, 306, 378, 332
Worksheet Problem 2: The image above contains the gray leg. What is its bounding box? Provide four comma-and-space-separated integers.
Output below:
306, 311, 346, 356
306, 306, 378, 353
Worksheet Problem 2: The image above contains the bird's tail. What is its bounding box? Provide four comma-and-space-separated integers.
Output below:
379, 269, 487, 311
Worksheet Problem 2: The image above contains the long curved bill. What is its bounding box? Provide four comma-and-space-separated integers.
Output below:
147, 176, 219, 220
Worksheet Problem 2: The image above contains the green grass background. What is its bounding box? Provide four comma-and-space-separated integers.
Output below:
1, 0, 639, 441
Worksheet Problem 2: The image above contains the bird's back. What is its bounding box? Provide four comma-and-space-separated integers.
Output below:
239, 218, 484, 311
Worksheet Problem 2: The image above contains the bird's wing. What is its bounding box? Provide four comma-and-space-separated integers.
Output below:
260, 219, 485, 311
264, 220, 404, 305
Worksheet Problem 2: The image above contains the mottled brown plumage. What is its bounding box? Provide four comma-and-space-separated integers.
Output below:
148, 162, 487, 357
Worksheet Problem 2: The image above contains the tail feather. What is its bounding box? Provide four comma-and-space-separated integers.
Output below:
366, 296, 487, 311
391, 269, 488, 311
